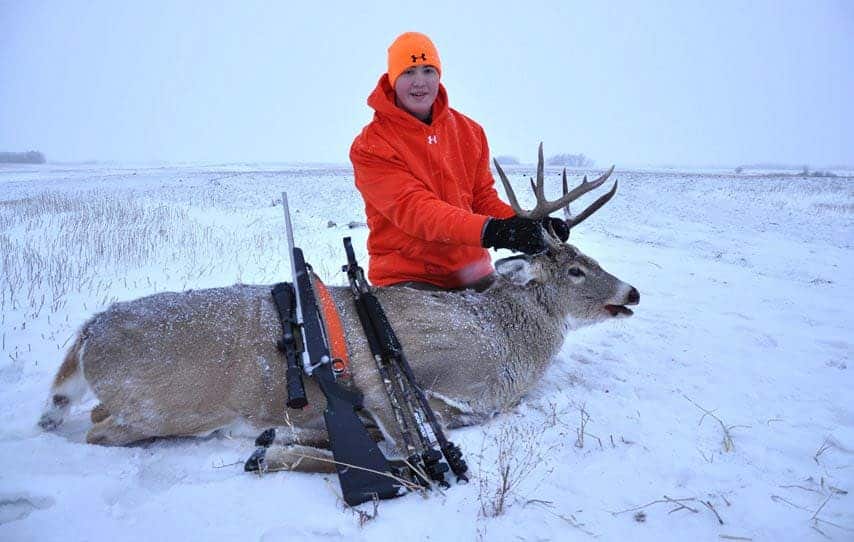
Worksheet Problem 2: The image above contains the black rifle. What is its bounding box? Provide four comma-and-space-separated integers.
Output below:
275, 193, 402, 506
342, 237, 469, 484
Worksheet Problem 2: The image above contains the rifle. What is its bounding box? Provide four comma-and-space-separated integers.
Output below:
274, 192, 402, 506
244, 196, 465, 500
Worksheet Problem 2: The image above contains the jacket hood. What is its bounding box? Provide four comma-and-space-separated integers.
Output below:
366, 74, 449, 127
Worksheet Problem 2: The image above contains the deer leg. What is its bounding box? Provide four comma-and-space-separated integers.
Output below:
86, 415, 150, 446
261, 444, 337, 473
90, 403, 110, 424
355, 403, 402, 452
425, 390, 484, 429
276, 427, 330, 448
245, 425, 334, 473
38, 335, 87, 431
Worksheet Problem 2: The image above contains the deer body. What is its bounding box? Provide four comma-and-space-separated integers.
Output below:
41, 248, 636, 461
40, 146, 639, 472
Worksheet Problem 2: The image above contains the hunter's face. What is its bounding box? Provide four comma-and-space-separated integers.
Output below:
394, 65, 439, 121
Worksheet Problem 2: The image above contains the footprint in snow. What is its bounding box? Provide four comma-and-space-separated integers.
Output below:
0, 494, 55, 525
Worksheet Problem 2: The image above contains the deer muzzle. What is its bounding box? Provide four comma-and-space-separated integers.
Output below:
604, 286, 640, 317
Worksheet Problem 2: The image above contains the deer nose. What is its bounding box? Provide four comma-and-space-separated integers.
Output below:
627, 287, 640, 305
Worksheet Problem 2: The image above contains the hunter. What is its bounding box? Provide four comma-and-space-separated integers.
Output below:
350, 31, 569, 291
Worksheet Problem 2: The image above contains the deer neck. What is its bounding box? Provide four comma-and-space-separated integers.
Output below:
520, 279, 573, 358
476, 280, 572, 412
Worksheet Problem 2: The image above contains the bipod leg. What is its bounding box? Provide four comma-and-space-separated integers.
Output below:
381, 365, 434, 488
441, 441, 468, 483
387, 359, 450, 487
392, 352, 469, 482
421, 448, 450, 488
354, 296, 429, 489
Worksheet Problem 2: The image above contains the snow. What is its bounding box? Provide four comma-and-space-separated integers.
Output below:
1, 163, 852, 541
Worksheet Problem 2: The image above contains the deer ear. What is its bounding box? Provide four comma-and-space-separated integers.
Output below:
495, 255, 541, 285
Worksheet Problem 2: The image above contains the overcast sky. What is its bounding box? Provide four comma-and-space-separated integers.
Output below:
2, 1, 852, 167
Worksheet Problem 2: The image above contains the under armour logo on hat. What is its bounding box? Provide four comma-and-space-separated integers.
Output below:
411, 53, 427, 63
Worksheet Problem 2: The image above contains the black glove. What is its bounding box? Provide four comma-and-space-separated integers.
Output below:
542, 217, 570, 242
482, 216, 547, 254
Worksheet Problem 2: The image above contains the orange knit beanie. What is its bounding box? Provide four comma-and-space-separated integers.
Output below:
387, 32, 442, 88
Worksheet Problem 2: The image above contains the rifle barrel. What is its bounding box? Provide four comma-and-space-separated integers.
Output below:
282, 192, 313, 373
282, 192, 300, 314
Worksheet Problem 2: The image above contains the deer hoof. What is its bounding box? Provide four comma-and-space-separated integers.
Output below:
38, 412, 61, 431
254, 428, 276, 448
244, 447, 268, 473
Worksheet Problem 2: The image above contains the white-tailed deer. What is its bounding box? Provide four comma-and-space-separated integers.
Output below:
39, 145, 639, 472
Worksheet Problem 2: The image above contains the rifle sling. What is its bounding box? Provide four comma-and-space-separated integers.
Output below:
310, 274, 351, 378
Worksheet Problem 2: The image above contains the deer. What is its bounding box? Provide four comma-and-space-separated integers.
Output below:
38, 144, 639, 473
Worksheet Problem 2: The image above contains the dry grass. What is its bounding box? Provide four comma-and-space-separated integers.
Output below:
683, 394, 750, 453
813, 202, 854, 214
477, 421, 559, 518
0, 189, 293, 340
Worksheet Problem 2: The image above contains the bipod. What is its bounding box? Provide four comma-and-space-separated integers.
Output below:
342, 237, 469, 487
348, 275, 436, 488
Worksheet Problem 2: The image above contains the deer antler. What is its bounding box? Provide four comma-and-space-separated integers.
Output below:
561, 168, 618, 229
493, 143, 617, 231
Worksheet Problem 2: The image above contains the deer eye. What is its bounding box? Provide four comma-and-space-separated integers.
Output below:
568, 267, 585, 278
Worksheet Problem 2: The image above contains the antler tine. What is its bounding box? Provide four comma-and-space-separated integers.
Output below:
533, 142, 546, 206
492, 145, 549, 218
492, 158, 525, 215
562, 168, 571, 221
524, 165, 612, 219
565, 180, 619, 229
516, 143, 576, 219
560, 165, 615, 206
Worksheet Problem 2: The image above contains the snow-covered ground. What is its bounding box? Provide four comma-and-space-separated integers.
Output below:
1, 163, 851, 541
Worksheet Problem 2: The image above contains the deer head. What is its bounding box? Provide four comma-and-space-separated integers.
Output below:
493, 144, 638, 323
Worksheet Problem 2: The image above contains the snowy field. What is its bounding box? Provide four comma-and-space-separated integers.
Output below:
0, 162, 852, 541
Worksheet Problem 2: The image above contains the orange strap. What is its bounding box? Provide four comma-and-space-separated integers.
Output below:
311, 273, 351, 378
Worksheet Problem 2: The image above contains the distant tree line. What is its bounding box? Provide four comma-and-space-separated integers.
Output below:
735, 164, 838, 178
0, 151, 46, 164
493, 155, 519, 165
546, 153, 594, 167
494, 152, 594, 167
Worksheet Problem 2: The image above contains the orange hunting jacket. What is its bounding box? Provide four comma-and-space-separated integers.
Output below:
350, 75, 515, 289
